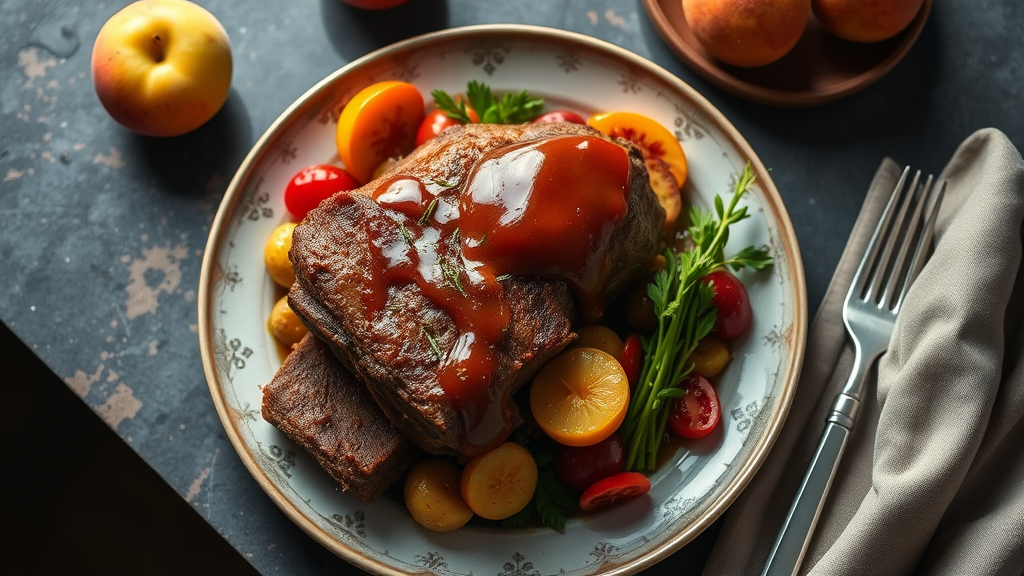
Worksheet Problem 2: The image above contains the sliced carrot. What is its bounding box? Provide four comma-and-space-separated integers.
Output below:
586, 111, 688, 188
336, 81, 424, 184
530, 347, 630, 447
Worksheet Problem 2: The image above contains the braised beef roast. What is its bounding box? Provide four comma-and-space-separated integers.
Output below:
262, 334, 420, 501
286, 122, 664, 458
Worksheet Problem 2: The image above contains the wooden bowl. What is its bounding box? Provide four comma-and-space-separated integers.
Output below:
643, 0, 933, 107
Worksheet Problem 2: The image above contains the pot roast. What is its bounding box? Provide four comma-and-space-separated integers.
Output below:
283, 122, 665, 460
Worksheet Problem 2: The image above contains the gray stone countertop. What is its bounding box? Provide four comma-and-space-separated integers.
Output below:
1, 0, 1021, 574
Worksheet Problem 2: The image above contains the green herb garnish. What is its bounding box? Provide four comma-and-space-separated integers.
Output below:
621, 164, 772, 472
399, 223, 415, 247
418, 197, 439, 226
441, 261, 467, 297
423, 328, 443, 360
432, 80, 544, 125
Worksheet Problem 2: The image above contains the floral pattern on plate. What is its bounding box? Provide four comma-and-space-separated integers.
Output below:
199, 24, 806, 576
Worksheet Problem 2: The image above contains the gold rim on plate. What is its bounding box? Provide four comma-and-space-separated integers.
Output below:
199, 24, 807, 575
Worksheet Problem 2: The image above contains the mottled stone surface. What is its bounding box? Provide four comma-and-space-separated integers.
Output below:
1, 0, 1021, 574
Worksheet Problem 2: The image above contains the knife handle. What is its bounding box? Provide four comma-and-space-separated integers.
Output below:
761, 419, 853, 576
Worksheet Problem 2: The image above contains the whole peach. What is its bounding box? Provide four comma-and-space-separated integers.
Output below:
682, 0, 811, 68
91, 0, 232, 137
812, 0, 924, 43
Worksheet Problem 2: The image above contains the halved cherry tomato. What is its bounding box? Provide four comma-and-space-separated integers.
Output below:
702, 271, 752, 340
579, 472, 651, 512
283, 164, 359, 220
416, 109, 461, 147
336, 81, 424, 184
533, 110, 586, 125
619, 333, 643, 389
667, 374, 721, 439
415, 105, 479, 147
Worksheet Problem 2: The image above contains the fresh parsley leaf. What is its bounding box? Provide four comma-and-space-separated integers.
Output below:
466, 80, 493, 120
688, 205, 718, 251
496, 90, 545, 124
534, 470, 576, 533
727, 246, 774, 271
431, 89, 473, 123
433, 81, 544, 126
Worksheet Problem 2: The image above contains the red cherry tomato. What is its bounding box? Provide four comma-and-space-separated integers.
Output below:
532, 110, 586, 125
579, 472, 652, 512
416, 109, 461, 147
415, 107, 481, 147
284, 164, 359, 220
554, 433, 626, 493
619, 333, 643, 389
702, 271, 752, 340
667, 374, 721, 439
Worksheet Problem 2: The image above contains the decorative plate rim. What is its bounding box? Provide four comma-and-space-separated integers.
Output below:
198, 23, 808, 575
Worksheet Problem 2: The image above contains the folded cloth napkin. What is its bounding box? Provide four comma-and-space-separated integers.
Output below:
703, 128, 1024, 576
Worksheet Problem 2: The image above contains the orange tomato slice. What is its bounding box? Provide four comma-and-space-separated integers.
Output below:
530, 347, 630, 447
336, 81, 424, 184
587, 111, 688, 187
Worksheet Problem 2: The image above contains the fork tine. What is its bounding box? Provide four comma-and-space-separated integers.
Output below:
894, 180, 945, 313
880, 174, 933, 309
865, 170, 919, 303
848, 167, 911, 304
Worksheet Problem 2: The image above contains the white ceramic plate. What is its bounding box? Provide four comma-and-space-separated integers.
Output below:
199, 25, 806, 576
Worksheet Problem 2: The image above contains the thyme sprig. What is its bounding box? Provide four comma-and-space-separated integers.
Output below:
621, 164, 772, 471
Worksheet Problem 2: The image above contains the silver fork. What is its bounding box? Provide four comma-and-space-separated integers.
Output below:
762, 168, 946, 576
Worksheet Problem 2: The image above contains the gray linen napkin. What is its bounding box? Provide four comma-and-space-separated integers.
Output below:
703, 128, 1024, 576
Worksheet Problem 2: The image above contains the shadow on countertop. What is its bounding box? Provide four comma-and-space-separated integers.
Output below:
319, 0, 450, 61
0, 322, 259, 576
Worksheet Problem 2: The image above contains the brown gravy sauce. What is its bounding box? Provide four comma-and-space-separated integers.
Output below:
356, 134, 629, 456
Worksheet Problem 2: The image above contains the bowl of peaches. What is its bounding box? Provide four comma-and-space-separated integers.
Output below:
199, 24, 806, 576
643, 0, 933, 106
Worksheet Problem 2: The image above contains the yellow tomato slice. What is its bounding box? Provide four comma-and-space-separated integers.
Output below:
570, 325, 625, 358
336, 81, 424, 184
460, 442, 538, 520
587, 111, 688, 187
530, 347, 629, 447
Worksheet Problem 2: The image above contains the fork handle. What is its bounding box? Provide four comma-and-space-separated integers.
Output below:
761, 419, 853, 576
